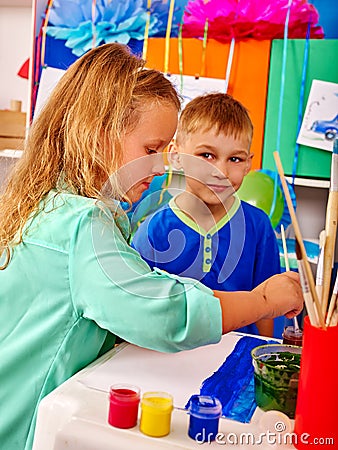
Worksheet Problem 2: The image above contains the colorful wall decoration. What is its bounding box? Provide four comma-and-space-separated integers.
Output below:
262, 39, 338, 179
146, 37, 271, 170
29, 0, 330, 179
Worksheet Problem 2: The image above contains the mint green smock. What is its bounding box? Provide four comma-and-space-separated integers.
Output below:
0, 190, 222, 450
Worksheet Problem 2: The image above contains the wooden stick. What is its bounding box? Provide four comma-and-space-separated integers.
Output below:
315, 230, 326, 303
321, 142, 338, 314
281, 224, 290, 271
326, 271, 338, 327
296, 248, 319, 326
281, 224, 300, 331
330, 309, 338, 326
273, 151, 325, 328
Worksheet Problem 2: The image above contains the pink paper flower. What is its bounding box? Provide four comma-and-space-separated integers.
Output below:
182, 0, 324, 41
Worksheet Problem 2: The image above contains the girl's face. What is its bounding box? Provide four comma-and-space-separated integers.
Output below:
119, 102, 178, 202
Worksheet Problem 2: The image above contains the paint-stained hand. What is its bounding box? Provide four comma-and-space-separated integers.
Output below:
253, 271, 304, 320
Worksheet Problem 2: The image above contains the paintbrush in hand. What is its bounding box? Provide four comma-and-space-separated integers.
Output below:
281, 224, 301, 332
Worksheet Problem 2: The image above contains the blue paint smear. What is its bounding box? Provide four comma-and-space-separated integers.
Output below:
186, 336, 279, 424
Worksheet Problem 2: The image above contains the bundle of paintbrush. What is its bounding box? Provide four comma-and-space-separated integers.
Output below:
274, 139, 338, 329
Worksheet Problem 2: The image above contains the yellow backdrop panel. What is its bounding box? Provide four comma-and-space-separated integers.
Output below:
146, 38, 271, 170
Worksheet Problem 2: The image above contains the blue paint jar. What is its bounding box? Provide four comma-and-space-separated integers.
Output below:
187, 395, 222, 443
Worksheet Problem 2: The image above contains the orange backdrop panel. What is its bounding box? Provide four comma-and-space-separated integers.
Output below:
146, 38, 271, 170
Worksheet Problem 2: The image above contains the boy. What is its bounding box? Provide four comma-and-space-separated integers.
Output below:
132, 93, 281, 336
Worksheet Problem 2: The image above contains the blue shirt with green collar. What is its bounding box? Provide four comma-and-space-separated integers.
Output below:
132, 196, 281, 334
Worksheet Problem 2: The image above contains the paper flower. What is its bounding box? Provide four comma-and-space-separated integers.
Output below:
147, 0, 190, 37
46, 0, 161, 57
182, 0, 324, 41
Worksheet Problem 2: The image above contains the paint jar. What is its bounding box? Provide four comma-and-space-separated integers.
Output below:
251, 344, 302, 419
282, 325, 303, 346
108, 383, 140, 429
139, 391, 173, 437
187, 395, 222, 443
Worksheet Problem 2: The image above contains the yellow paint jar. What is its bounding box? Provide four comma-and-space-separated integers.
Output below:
139, 391, 173, 437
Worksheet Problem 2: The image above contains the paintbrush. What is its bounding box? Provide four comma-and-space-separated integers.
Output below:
321, 139, 338, 314
315, 230, 326, 302
281, 224, 290, 271
326, 271, 338, 327
273, 151, 325, 328
330, 309, 338, 326
281, 224, 301, 332
295, 240, 319, 326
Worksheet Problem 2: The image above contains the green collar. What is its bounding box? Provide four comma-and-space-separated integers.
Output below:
168, 194, 241, 237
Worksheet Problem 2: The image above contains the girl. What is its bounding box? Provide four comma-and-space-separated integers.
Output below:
0, 43, 302, 450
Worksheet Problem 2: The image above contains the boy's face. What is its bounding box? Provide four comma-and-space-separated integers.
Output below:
171, 127, 253, 208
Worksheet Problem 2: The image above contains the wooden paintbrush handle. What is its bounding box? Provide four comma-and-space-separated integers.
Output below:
322, 191, 338, 314
273, 152, 325, 328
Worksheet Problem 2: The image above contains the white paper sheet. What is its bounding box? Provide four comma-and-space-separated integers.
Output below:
164, 74, 227, 110
34, 66, 66, 120
297, 79, 338, 152
34, 70, 225, 121
79, 333, 244, 409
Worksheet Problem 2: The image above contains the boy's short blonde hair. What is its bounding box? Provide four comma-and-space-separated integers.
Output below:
176, 93, 253, 146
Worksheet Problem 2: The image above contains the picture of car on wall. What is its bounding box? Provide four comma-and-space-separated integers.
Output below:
311, 114, 338, 141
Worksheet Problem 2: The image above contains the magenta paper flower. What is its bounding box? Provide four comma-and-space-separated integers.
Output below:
182, 0, 324, 41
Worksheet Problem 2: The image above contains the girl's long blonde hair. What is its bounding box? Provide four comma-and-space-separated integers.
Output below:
0, 43, 180, 268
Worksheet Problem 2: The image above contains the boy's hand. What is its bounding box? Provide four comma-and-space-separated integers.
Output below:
253, 272, 303, 320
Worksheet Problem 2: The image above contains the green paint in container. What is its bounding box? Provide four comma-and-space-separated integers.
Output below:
251, 344, 302, 419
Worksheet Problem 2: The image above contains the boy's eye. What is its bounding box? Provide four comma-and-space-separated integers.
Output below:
146, 148, 157, 155
229, 156, 242, 163
200, 152, 214, 160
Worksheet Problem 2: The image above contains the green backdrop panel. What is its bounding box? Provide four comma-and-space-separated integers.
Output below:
262, 39, 338, 179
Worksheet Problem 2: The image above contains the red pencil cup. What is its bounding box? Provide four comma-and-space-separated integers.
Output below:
108, 384, 140, 429
294, 316, 338, 449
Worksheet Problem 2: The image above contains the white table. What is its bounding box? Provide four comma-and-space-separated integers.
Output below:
32, 332, 295, 449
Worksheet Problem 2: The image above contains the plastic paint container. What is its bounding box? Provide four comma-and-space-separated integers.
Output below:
282, 326, 303, 346
139, 391, 173, 437
251, 344, 302, 419
188, 395, 222, 443
108, 384, 140, 429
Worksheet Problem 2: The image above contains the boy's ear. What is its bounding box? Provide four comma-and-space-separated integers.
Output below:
168, 140, 183, 170
245, 153, 254, 175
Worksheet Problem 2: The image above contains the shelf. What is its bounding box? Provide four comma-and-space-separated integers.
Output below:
0, 149, 23, 158
0, 1, 31, 6
285, 176, 330, 189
